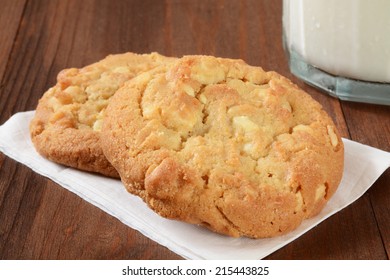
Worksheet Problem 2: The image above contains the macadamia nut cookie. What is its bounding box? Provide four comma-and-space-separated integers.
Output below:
30, 52, 176, 177
101, 55, 344, 238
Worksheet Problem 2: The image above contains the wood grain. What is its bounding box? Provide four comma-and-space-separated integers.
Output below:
341, 101, 390, 258
0, 0, 26, 82
0, 0, 388, 260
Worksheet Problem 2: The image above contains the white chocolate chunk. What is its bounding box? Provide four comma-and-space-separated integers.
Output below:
142, 103, 159, 119
191, 60, 225, 84
315, 183, 326, 201
182, 83, 195, 97
281, 100, 292, 112
92, 119, 103, 131
112, 66, 130, 74
327, 125, 339, 147
233, 116, 259, 133
295, 191, 304, 212
243, 142, 254, 154
199, 93, 208, 104
253, 86, 270, 100
64, 85, 82, 95
293, 124, 312, 132
48, 97, 62, 111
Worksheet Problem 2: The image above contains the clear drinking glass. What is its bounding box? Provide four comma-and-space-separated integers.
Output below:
283, 0, 390, 105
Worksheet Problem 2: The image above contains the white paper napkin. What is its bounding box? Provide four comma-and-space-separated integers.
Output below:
0, 111, 389, 260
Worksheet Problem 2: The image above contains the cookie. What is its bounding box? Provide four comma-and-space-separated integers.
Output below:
30, 52, 176, 177
101, 55, 344, 238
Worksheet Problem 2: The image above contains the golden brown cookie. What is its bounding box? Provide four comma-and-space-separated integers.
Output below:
101, 55, 344, 238
30, 52, 176, 177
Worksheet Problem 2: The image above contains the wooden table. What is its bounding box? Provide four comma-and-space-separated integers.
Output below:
0, 0, 389, 260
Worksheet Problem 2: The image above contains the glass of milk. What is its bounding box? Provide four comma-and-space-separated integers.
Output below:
283, 0, 390, 105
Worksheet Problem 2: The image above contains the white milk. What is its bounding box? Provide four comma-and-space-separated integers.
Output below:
283, 0, 390, 83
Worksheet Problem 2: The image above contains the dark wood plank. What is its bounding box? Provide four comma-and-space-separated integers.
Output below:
369, 170, 390, 259
18, 180, 180, 260
341, 102, 390, 150
0, 158, 46, 258
340, 101, 390, 259
0, 0, 172, 123
0, 0, 26, 82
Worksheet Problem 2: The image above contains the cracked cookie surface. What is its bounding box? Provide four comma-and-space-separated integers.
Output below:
30, 52, 176, 177
101, 55, 344, 238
